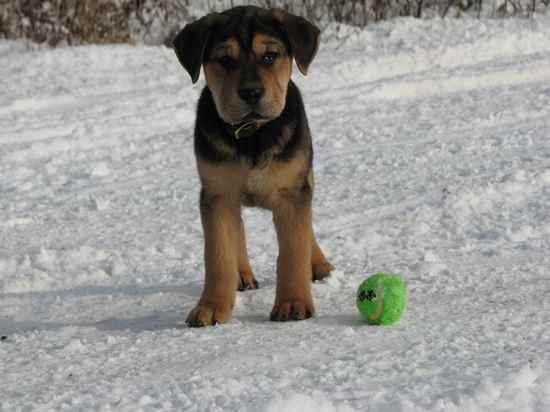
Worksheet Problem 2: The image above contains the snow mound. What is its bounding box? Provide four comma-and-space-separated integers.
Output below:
264, 393, 355, 412
1, 15, 550, 412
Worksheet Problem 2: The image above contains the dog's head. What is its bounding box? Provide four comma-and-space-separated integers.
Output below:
173, 6, 320, 125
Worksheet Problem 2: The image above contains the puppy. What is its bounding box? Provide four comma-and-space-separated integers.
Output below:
173, 6, 333, 326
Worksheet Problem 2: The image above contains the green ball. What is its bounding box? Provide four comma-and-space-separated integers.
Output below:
356, 273, 407, 325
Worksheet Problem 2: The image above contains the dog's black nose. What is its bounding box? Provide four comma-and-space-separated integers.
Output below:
238, 86, 264, 105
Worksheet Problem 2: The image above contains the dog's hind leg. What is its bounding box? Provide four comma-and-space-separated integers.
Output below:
311, 234, 334, 282
308, 170, 333, 281
237, 218, 259, 291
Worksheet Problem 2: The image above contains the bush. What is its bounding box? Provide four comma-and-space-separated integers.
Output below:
0, 0, 132, 45
0, 0, 548, 46
0, 0, 190, 46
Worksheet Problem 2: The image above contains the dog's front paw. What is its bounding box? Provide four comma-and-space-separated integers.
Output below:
270, 300, 315, 322
312, 261, 334, 282
186, 302, 233, 327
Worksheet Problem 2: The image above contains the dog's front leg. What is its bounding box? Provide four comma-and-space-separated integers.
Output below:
186, 190, 240, 327
270, 186, 315, 321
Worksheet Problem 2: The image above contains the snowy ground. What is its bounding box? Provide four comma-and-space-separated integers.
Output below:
2, 16, 550, 412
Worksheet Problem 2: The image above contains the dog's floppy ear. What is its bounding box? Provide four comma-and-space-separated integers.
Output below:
173, 13, 224, 83
272, 9, 320, 76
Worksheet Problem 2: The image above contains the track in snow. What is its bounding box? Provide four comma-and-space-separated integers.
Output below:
1, 17, 550, 412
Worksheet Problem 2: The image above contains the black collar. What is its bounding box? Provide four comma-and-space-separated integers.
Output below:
225, 119, 270, 140
226, 119, 264, 140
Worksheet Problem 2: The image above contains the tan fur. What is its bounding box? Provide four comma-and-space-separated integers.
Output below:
203, 34, 292, 124
253, 34, 292, 119
188, 193, 240, 326
204, 38, 244, 124
188, 151, 332, 325
185, 21, 332, 327
198, 154, 306, 208
237, 218, 257, 290
271, 187, 314, 321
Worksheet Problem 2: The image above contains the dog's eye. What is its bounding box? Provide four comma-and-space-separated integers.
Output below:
261, 52, 279, 66
217, 56, 238, 70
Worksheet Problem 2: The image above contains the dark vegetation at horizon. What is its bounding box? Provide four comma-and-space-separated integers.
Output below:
1, 0, 548, 47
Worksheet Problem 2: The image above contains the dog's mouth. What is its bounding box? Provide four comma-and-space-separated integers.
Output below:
232, 112, 267, 126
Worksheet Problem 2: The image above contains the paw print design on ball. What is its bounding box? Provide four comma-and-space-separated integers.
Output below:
356, 273, 407, 325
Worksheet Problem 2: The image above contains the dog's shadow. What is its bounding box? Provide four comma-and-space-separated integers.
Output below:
1, 310, 187, 337
316, 313, 364, 327
0, 282, 202, 337
1, 281, 365, 336
235, 312, 362, 327
93, 310, 186, 332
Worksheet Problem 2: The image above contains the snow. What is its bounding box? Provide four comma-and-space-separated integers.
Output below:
2, 16, 550, 411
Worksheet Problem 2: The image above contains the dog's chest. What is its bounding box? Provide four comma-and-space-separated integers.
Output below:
197, 154, 306, 209
244, 162, 281, 206
242, 156, 303, 208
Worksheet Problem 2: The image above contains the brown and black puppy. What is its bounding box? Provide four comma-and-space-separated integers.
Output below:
174, 6, 333, 327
